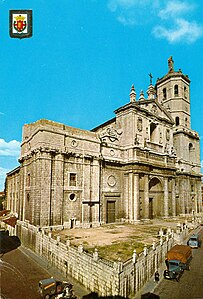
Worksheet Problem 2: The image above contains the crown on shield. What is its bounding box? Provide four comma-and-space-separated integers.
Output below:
14, 15, 26, 21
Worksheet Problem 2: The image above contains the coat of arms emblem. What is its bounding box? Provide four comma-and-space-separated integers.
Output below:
14, 15, 27, 32
9, 10, 32, 39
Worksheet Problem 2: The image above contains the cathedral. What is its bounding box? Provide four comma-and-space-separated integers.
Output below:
6, 57, 202, 227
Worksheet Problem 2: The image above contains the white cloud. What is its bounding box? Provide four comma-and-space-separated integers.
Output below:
107, 0, 203, 44
108, 0, 159, 26
108, 0, 159, 11
158, 1, 195, 20
0, 139, 21, 157
153, 18, 203, 43
117, 15, 136, 26
108, 0, 142, 11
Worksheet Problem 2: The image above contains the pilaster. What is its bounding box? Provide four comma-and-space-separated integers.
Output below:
133, 174, 140, 221
164, 177, 169, 217
144, 175, 149, 219
171, 179, 176, 216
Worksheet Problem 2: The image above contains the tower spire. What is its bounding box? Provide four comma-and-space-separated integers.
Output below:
130, 85, 136, 102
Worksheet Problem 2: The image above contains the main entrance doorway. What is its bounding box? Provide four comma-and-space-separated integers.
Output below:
106, 201, 115, 223
149, 177, 163, 218
149, 197, 153, 219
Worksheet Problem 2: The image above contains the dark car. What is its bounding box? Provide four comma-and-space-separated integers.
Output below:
39, 277, 72, 299
187, 234, 201, 248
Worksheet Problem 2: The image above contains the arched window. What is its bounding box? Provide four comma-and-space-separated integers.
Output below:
184, 86, 187, 98
189, 143, 194, 162
163, 88, 166, 100
175, 116, 180, 126
174, 85, 179, 97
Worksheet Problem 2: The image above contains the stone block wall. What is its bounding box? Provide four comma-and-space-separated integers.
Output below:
11, 219, 201, 298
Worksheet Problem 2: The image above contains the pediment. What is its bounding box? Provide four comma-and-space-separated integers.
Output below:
137, 99, 174, 124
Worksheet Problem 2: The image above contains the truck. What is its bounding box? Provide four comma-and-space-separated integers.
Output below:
164, 244, 192, 281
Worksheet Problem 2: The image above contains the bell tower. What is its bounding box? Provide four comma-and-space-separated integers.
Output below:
156, 56, 191, 129
155, 57, 201, 174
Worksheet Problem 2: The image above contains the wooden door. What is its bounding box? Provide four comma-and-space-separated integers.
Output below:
107, 201, 115, 223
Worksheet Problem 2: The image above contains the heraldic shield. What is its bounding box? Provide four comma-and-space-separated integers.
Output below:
9, 10, 32, 39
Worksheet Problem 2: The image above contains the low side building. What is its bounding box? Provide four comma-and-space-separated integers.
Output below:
5, 57, 202, 227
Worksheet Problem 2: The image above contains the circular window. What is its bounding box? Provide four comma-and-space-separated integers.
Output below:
107, 175, 116, 187
69, 193, 76, 201
71, 140, 78, 147
110, 149, 115, 156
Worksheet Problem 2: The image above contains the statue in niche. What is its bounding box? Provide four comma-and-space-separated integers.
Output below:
164, 143, 170, 154
159, 131, 163, 144
171, 146, 176, 156
134, 134, 140, 145
137, 117, 143, 132
151, 104, 158, 115
166, 129, 170, 141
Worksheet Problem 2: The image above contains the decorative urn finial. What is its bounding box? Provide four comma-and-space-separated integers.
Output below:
130, 85, 136, 102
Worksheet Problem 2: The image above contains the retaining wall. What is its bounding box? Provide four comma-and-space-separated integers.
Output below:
10, 219, 201, 298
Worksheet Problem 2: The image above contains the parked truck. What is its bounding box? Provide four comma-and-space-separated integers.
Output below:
164, 244, 192, 281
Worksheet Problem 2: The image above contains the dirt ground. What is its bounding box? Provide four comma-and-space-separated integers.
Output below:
53, 217, 190, 261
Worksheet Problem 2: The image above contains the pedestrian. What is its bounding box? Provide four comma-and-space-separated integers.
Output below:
154, 270, 160, 283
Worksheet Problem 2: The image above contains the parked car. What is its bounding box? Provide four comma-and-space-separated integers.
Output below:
39, 277, 74, 299
187, 234, 201, 248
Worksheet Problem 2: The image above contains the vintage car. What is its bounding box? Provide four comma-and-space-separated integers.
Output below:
39, 277, 72, 299
187, 234, 201, 248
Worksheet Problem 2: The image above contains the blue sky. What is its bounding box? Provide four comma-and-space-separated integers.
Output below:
1, 0, 203, 190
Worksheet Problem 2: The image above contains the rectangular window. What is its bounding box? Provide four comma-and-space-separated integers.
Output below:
27, 173, 30, 187
69, 173, 76, 186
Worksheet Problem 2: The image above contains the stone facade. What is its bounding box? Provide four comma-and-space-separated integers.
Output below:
6, 58, 202, 226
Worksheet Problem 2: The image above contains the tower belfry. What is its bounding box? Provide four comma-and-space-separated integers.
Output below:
156, 57, 200, 177
156, 56, 191, 128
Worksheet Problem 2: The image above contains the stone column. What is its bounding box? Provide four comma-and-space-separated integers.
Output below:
194, 183, 198, 214
91, 158, 100, 223
171, 179, 176, 216
53, 153, 64, 225
40, 152, 52, 226
144, 175, 149, 219
134, 174, 140, 221
22, 162, 27, 221
124, 174, 129, 220
197, 181, 202, 213
164, 177, 169, 217
179, 179, 185, 214
185, 177, 190, 214
129, 172, 133, 221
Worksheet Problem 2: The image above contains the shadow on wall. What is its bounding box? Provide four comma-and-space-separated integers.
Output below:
141, 293, 160, 299
82, 293, 129, 299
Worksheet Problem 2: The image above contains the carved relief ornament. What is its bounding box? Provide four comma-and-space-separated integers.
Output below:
100, 127, 122, 143
137, 117, 143, 132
